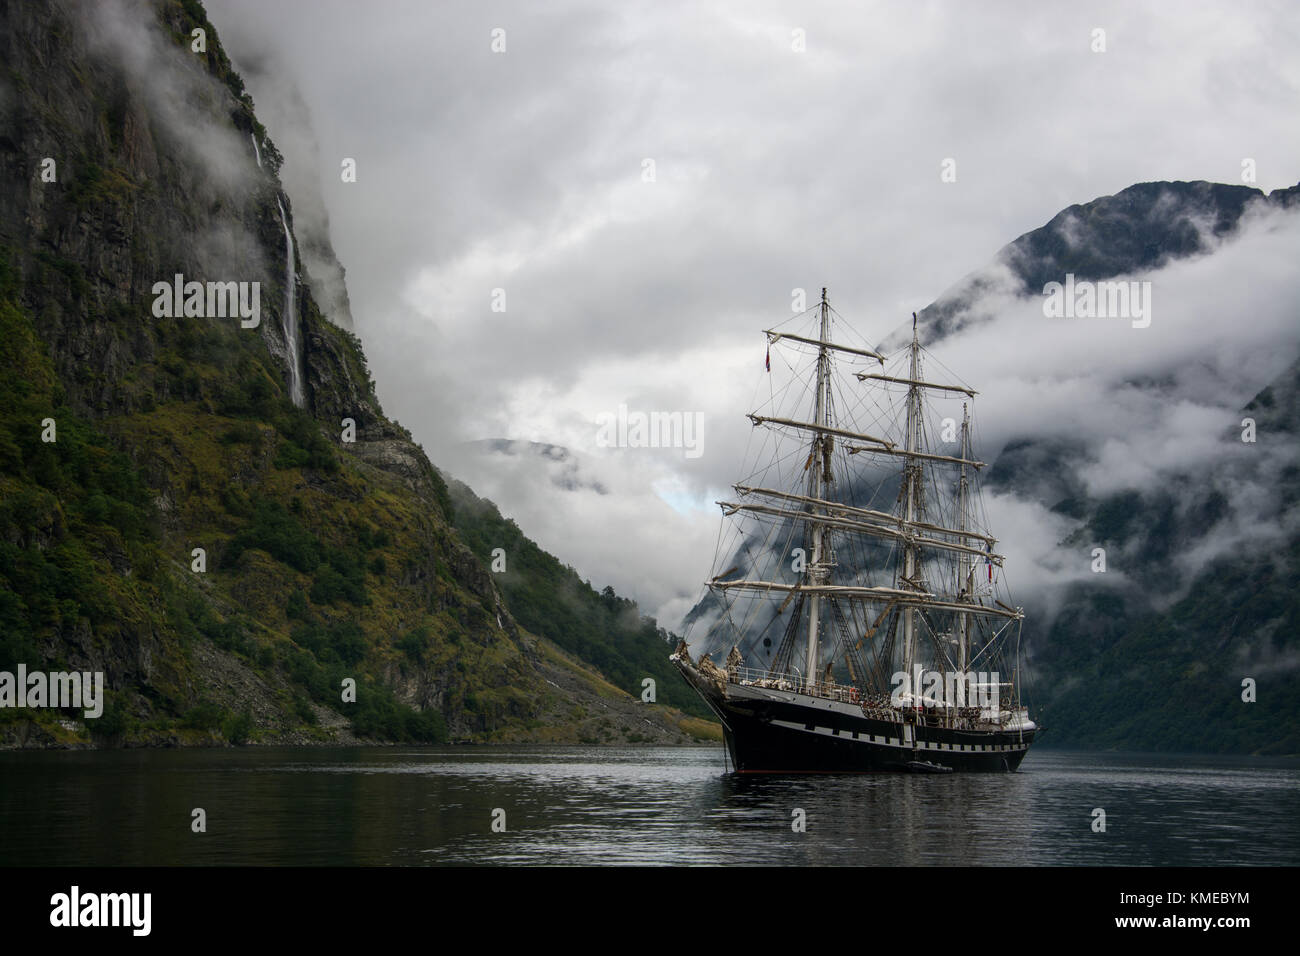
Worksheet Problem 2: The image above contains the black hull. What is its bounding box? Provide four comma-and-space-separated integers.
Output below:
676, 662, 1034, 774
718, 703, 1033, 773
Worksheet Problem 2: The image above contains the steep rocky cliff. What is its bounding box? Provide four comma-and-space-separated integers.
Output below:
0, 0, 706, 748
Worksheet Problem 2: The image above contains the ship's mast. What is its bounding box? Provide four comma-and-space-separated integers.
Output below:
804, 288, 832, 690
900, 314, 923, 691
710, 301, 1026, 704
956, 402, 970, 706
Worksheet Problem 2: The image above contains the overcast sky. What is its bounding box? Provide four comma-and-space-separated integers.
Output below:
205, 0, 1300, 631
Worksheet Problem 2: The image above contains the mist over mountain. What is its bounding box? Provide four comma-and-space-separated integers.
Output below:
460, 439, 609, 495
899, 180, 1300, 349
685, 180, 1300, 753
3, 0, 1295, 757
201, 0, 1300, 650
0, 0, 707, 749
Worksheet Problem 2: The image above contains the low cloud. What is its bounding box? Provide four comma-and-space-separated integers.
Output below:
203, 0, 1300, 628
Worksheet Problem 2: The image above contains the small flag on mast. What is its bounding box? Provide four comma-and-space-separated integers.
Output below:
765, 344, 770, 372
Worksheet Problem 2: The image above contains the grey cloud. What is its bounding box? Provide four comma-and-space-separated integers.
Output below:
203, 0, 1300, 627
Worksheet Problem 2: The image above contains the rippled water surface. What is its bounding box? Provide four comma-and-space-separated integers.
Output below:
1, 746, 1295, 865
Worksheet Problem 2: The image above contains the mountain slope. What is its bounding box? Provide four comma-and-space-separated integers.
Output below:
682, 178, 1300, 755
1008, 358, 1300, 753
0, 0, 709, 748
446, 475, 710, 720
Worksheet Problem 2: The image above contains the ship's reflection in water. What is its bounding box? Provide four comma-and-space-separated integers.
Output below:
1, 747, 1295, 865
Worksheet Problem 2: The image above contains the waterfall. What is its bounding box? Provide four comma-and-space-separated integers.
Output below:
254, 133, 303, 407
276, 196, 304, 407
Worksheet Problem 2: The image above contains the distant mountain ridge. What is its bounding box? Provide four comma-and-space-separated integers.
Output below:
685, 178, 1300, 754
941, 181, 1300, 752
899, 179, 1300, 348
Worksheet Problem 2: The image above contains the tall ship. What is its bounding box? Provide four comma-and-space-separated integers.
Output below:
672, 290, 1037, 773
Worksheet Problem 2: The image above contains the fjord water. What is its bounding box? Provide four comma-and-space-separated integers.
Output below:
1, 747, 1295, 866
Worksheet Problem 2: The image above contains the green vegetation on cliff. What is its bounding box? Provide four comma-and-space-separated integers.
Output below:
447, 478, 709, 720
0, 0, 716, 749
0, 251, 452, 745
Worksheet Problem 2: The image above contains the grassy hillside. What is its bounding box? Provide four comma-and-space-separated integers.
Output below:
447, 477, 710, 720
